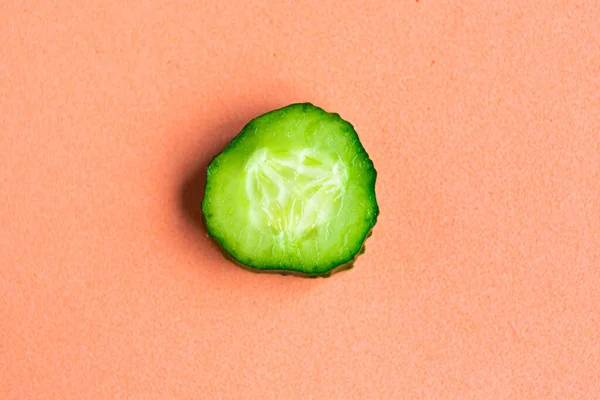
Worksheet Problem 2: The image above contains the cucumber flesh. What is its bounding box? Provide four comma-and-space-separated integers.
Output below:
202, 103, 378, 276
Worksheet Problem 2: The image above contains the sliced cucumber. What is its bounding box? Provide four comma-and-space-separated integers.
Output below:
202, 103, 378, 276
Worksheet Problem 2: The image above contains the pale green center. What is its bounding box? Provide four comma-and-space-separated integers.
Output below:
245, 148, 346, 241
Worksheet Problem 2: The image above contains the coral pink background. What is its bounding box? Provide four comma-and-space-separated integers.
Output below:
1, 1, 599, 398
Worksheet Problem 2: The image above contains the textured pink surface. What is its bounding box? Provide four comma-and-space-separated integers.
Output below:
1, 1, 600, 398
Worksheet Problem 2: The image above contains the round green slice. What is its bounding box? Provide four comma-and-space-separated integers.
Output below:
202, 103, 378, 277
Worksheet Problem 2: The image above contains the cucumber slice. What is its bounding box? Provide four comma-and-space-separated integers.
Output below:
202, 103, 378, 277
